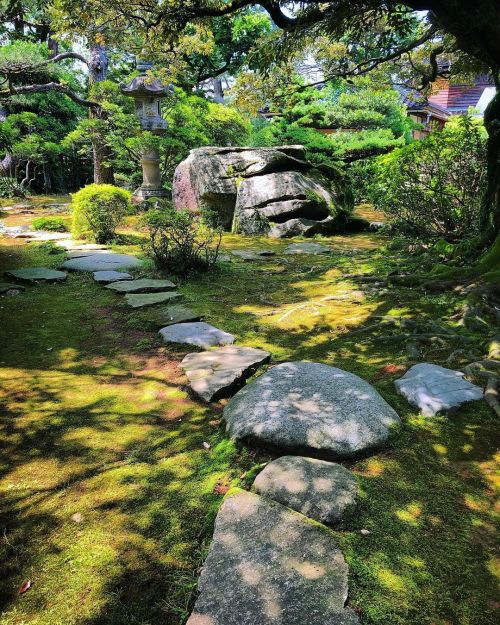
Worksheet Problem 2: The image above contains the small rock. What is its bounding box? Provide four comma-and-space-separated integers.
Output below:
93, 270, 132, 284
181, 345, 270, 402
395, 363, 484, 416
105, 278, 176, 294
159, 322, 235, 349
283, 242, 331, 255
71, 512, 83, 523
360, 529, 371, 535
186, 489, 359, 625
153, 305, 201, 327
4, 268, 67, 283
253, 456, 357, 524
125, 291, 182, 308
0, 282, 25, 294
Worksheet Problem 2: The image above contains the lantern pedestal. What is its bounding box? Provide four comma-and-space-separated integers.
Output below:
133, 147, 168, 201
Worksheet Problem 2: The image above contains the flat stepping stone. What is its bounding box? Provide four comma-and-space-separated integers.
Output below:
253, 456, 357, 524
395, 363, 484, 416
223, 361, 401, 458
5, 268, 67, 283
186, 489, 359, 625
181, 345, 270, 402
93, 271, 132, 284
152, 305, 201, 327
69, 250, 112, 258
232, 249, 276, 261
62, 252, 142, 272
57, 240, 108, 251
159, 322, 235, 349
284, 242, 330, 255
125, 291, 182, 308
0, 282, 25, 294
105, 278, 176, 294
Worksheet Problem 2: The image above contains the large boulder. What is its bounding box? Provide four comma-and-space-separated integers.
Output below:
172, 145, 338, 237
186, 489, 359, 625
223, 362, 401, 458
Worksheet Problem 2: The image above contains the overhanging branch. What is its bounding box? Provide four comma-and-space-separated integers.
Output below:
0, 82, 100, 111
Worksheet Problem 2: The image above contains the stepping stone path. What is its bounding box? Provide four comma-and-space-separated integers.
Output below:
223, 361, 401, 458
152, 305, 201, 327
231, 249, 276, 261
0, 282, 25, 294
93, 271, 132, 284
253, 456, 357, 525
5, 267, 67, 283
284, 242, 330, 255
62, 252, 142, 272
159, 322, 235, 349
57, 240, 108, 251
395, 363, 484, 416
181, 345, 270, 402
125, 291, 182, 308
186, 489, 359, 625
105, 278, 176, 294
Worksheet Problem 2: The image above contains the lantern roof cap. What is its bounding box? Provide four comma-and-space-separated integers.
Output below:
121, 58, 173, 97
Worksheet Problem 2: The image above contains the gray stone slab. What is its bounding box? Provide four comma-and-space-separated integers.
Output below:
93, 271, 132, 284
105, 278, 176, 294
253, 456, 357, 524
181, 345, 270, 402
62, 253, 142, 272
69, 249, 112, 258
0, 282, 25, 294
125, 291, 182, 308
159, 322, 235, 349
232, 249, 276, 261
284, 242, 330, 255
395, 363, 484, 416
152, 305, 201, 327
57, 240, 108, 251
223, 362, 401, 458
187, 489, 359, 625
5, 268, 67, 283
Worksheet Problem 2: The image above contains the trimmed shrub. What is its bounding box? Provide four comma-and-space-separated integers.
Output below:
32, 216, 69, 232
71, 184, 130, 242
370, 115, 487, 240
142, 203, 222, 276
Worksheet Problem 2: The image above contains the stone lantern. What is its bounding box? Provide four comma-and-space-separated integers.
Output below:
121, 59, 173, 201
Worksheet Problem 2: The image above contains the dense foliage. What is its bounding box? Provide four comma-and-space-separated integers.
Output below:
71, 184, 130, 242
371, 116, 487, 240
143, 205, 222, 275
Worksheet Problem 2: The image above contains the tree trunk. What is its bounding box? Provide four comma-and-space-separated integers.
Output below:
480, 90, 500, 243
88, 42, 114, 185
42, 162, 52, 191
213, 77, 225, 103
92, 139, 115, 184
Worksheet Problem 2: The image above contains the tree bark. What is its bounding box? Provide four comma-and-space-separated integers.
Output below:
88, 43, 115, 185
481, 90, 500, 243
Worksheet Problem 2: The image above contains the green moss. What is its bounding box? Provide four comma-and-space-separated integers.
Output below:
0, 199, 498, 625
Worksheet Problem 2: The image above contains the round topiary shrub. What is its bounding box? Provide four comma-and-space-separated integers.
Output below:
71, 184, 131, 243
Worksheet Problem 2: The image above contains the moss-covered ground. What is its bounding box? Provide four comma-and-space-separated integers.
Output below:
0, 200, 498, 625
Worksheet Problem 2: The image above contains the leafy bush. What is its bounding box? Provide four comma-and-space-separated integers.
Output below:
71, 184, 131, 243
0, 177, 27, 198
32, 216, 69, 232
142, 204, 222, 275
370, 116, 487, 240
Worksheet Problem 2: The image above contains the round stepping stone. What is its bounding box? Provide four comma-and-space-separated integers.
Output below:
125, 291, 182, 308
186, 489, 359, 625
105, 278, 176, 293
0, 282, 25, 294
153, 305, 201, 327
284, 242, 330, 255
395, 363, 484, 416
253, 456, 357, 524
93, 270, 132, 284
5, 268, 67, 283
181, 345, 270, 402
223, 361, 401, 458
69, 249, 112, 258
159, 322, 235, 349
61, 253, 142, 272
